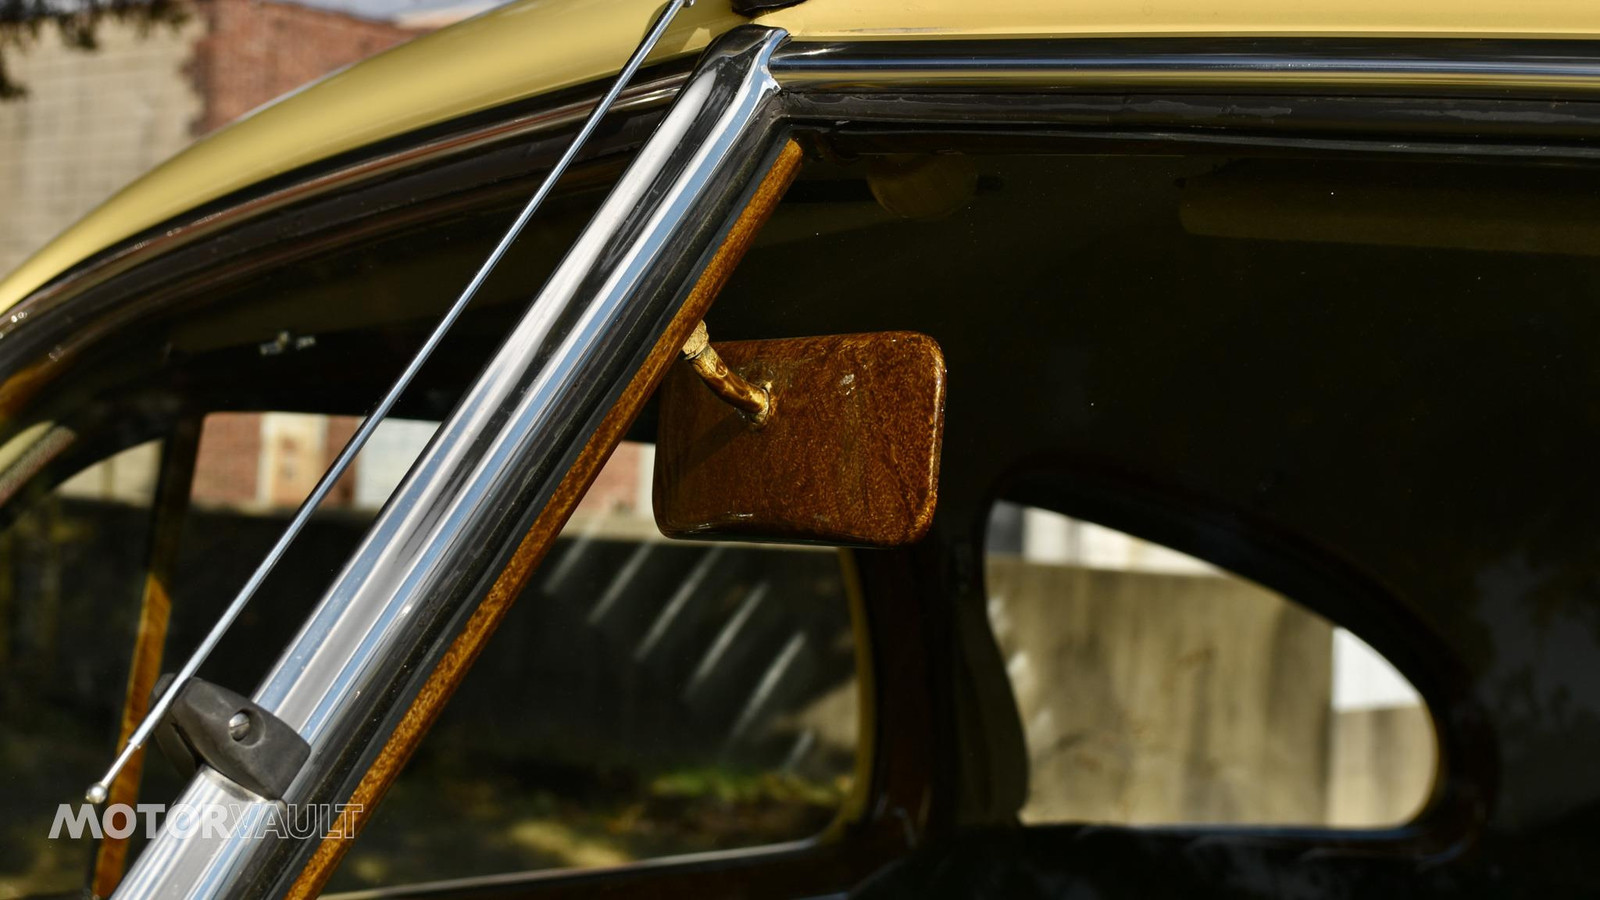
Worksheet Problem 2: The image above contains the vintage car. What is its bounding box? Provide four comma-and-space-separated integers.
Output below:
3, 0, 1600, 897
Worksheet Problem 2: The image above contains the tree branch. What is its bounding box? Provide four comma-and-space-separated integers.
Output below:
0, 0, 193, 100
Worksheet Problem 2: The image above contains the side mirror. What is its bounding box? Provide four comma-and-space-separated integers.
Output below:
653, 329, 946, 547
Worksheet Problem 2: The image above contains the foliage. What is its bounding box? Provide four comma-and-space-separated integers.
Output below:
0, 0, 191, 100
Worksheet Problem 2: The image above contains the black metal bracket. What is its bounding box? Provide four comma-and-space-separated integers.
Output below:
150, 674, 311, 800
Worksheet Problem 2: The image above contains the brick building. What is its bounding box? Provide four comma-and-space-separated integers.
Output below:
188, 0, 421, 134
0, 0, 431, 281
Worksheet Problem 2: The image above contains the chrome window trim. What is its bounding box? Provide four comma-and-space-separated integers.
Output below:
769, 37, 1600, 94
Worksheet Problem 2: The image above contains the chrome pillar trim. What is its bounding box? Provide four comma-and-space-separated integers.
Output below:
769, 38, 1600, 95
111, 23, 789, 900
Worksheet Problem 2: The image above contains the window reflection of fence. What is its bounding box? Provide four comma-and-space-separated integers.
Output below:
2, 429, 862, 894
333, 451, 859, 888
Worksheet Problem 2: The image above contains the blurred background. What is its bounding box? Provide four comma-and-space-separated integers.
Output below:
0, 0, 461, 278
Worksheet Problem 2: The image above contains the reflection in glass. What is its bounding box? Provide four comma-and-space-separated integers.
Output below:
0, 441, 160, 899
986, 501, 1434, 828
332, 441, 859, 889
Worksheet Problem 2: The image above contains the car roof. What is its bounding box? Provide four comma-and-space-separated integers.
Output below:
3, 0, 1600, 314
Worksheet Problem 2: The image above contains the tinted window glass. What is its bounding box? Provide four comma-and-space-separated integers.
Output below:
163, 413, 437, 715
0, 439, 159, 897
0, 411, 448, 899
986, 500, 1434, 827
332, 441, 860, 888
0, 148, 633, 897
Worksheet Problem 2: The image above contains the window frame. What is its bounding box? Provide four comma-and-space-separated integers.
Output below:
980, 479, 1444, 834
4, 26, 1599, 900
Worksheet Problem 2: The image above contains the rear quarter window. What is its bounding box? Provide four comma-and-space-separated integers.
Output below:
985, 500, 1435, 828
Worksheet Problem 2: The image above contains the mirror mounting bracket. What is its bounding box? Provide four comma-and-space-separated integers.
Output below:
681, 321, 772, 425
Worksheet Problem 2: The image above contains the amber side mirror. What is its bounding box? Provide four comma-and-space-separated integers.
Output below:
653, 331, 946, 547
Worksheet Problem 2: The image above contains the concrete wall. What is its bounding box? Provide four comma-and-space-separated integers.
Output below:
987, 555, 1435, 827
988, 557, 1335, 825
1328, 704, 1436, 827
0, 20, 203, 277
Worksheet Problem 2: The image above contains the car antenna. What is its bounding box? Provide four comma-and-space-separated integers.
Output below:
86, 0, 697, 805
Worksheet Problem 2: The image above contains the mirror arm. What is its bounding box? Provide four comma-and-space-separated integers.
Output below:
681, 320, 772, 425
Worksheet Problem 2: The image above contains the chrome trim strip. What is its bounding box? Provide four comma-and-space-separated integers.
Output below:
773, 91, 1600, 149
771, 38, 1600, 93
110, 24, 789, 900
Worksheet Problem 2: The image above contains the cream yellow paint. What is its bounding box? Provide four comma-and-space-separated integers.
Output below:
768, 0, 1600, 41
5, 0, 1600, 313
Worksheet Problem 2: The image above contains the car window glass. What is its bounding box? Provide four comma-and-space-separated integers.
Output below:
985, 499, 1435, 827
162, 413, 439, 737
0, 440, 160, 898
329, 440, 861, 889
0, 149, 633, 897
0, 412, 448, 892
